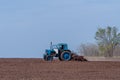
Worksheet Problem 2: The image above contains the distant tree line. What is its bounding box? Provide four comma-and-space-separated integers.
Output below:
79, 26, 120, 57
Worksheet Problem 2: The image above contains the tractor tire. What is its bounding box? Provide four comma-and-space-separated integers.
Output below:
44, 55, 53, 61
43, 54, 47, 61
46, 55, 53, 61
60, 51, 71, 61
58, 56, 62, 61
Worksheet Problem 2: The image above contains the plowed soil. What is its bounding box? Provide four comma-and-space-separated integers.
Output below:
0, 58, 120, 80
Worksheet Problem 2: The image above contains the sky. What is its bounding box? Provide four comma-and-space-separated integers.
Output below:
0, 0, 120, 58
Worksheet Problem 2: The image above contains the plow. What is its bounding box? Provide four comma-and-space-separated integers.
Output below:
43, 43, 87, 61
71, 53, 87, 61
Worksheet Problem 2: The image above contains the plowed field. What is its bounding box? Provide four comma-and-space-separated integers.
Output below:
0, 58, 120, 80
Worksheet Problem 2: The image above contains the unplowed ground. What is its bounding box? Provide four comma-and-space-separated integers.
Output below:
0, 58, 120, 80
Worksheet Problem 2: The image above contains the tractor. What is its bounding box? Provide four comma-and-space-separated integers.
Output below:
43, 43, 72, 61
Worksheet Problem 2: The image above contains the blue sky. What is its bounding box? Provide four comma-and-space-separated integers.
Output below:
0, 0, 120, 58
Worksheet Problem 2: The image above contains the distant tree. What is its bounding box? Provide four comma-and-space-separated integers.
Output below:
78, 43, 99, 56
113, 45, 120, 56
95, 26, 120, 57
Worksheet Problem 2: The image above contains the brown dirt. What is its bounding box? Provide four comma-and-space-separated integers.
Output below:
0, 58, 120, 80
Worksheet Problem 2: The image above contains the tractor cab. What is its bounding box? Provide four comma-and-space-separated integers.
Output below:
51, 43, 68, 50
57, 43, 68, 50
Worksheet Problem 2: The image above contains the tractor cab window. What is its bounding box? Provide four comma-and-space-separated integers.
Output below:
58, 45, 64, 49
59, 45, 65, 50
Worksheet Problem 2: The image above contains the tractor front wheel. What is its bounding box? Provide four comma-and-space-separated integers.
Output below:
44, 55, 53, 61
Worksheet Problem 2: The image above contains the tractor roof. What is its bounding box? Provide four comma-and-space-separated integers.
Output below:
57, 43, 67, 45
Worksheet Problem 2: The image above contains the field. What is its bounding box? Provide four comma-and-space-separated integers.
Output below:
0, 58, 120, 80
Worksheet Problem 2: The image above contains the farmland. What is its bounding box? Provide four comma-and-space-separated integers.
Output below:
0, 58, 120, 80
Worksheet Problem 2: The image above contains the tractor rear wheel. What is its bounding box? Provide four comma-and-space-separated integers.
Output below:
60, 51, 71, 61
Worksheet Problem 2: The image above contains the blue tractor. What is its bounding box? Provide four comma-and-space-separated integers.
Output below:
43, 43, 72, 61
